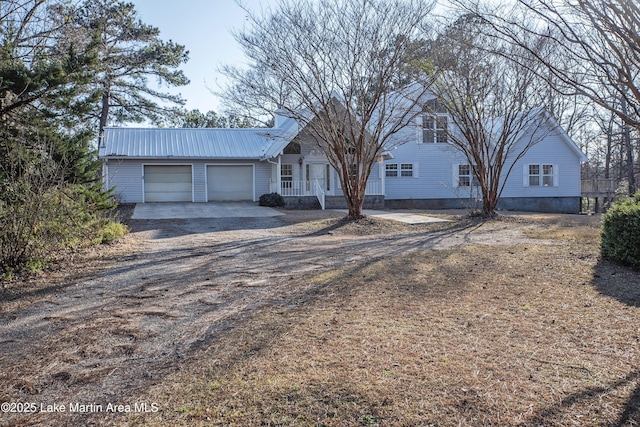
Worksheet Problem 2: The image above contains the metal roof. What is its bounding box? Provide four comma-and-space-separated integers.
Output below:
99, 126, 296, 159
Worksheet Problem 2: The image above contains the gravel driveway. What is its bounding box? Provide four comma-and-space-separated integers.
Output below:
0, 210, 545, 426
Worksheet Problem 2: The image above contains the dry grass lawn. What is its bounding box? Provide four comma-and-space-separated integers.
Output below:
129, 215, 640, 427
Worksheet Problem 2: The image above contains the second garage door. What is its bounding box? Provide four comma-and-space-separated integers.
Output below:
207, 165, 254, 201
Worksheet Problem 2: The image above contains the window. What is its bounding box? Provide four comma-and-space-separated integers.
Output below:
281, 163, 293, 192
326, 164, 331, 191
527, 164, 556, 187
542, 164, 553, 187
401, 163, 413, 177
529, 164, 540, 186
281, 164, 293, 182
386, 164, 398, 177
283, 141, 301, 154
458, 164, 480, 187
422, 114, 448, 144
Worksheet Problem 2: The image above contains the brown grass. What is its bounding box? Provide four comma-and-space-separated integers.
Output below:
129, 215, 640, 427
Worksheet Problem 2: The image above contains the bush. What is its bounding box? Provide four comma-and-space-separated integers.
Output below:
94, 221, 129, 245
259, 192, 285, 207
601, 191, 640, 270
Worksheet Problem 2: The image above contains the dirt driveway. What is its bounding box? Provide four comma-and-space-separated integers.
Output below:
0, 209, 567, 426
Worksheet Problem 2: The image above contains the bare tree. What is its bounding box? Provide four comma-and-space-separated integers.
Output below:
425, 13, 554, 216
467, 0, 639, 194
222, 0, 435, 219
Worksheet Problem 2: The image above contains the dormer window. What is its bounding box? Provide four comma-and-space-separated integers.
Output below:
422, 114, 448, 143
421, 99, 448, 144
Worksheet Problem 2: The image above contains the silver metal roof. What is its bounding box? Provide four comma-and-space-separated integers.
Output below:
99, 126, 296, 159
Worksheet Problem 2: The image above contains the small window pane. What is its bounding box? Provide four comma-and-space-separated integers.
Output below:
422, 115, 435, 143
423, 115, 435, 129
459, 165, 470, 176
543, 164, 553, 175
529, 165, 539, 175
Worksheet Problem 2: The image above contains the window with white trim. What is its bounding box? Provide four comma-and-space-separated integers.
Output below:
401, 163, 413, 177
528, 164, 540, 186
526, 164, 557, 187
386, 164, 398, 177
281, 164, 293, 182
542, 164, 553, 187
422, 114, 448, 144
458, 164, 480, 187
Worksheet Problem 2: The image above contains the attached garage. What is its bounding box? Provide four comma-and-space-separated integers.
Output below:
207, 165, 254, 201
100, 127, 293, 203
144, 165, 193, 202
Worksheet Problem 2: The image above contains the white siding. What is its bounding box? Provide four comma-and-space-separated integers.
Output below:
384, 123, 464, 199
193, 163, 206, 202
105, 159, 144, 203
500, 133, 581, 198
255, 161, 272, 198
384, 120, 584, 200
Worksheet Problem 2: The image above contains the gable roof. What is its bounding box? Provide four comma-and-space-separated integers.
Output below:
488, 109, 588, 162
99, 124, 298, 160
539, 111, 588, 162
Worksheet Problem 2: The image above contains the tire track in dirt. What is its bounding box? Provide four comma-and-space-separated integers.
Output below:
0, 213, 550, 426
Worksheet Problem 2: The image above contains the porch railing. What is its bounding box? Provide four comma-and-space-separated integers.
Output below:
314, 179, 325, 210
364, 179, 383, 196
277, 179, 384, 196
581, 179, 616, 196
280, 180, 305, 196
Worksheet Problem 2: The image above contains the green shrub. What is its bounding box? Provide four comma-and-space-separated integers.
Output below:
94, 221, 129, 245
601, 191, 640, 269
259, 192, 285, 207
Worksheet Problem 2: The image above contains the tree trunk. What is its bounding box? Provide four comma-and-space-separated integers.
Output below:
344, 182, 365, 219
605, 112, 613, 180
621, 98, 637, 195
98, 84, 110, 146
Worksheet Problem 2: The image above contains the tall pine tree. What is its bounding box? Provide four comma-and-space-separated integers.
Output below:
53, 0, 190, 139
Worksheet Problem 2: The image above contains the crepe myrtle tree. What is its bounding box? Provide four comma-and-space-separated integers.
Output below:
222, 0, 435, 219
466, 0, 640, 194
425, 13, 553, 216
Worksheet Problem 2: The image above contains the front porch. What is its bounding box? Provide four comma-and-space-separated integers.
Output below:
274, 178, 384, 210
282, 194, 385, 210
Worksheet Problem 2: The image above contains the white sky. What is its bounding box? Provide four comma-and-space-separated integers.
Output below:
130, 0, 277, 113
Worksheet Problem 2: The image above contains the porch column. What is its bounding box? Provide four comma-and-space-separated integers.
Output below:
276, 156, 281, 193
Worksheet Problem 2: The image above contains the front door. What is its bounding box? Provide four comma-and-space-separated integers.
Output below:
307, 163, 331, 194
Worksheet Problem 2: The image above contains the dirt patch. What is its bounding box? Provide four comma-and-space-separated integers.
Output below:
0, 209, 612, 426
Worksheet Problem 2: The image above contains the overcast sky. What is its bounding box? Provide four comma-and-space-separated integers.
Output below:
130, 0, 277, 113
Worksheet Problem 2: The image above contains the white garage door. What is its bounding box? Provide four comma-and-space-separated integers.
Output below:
144, 165, 192, 202
207, 165, 254, 201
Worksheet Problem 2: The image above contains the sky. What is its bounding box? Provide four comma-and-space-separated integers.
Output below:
129, 0, 277, 113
